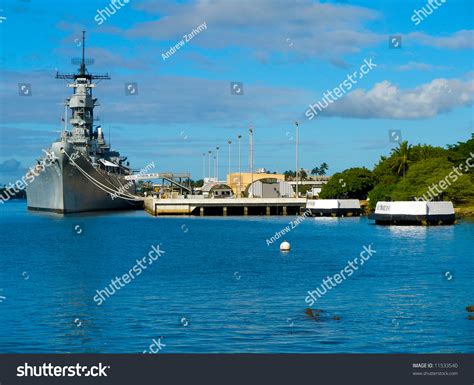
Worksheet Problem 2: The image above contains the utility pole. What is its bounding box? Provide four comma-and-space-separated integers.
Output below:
202, 153, 205, 180
249, 127, 253, 197
208, 150, 212, 179
238, 135, 242, 197
228, 140, 232, 177
213, 156, 216, 179
216, 146, 220, 181
295, 121, 299, 198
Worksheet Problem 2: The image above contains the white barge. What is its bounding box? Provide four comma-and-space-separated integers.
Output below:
306, 199, 361, 217
370, 201, 455, 225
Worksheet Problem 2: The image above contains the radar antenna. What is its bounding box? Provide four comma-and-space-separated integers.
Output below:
56, 31, 110, 81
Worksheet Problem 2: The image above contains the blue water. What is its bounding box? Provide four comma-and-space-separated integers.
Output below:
1, 201, 473, 353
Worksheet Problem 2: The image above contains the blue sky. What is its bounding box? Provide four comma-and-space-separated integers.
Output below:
0, 0, 473, 183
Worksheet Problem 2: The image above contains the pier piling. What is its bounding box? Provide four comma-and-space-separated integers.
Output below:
144, 197, 306, 216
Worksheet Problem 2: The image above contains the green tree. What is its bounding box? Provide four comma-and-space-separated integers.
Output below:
410, 144, 447, 162
389, 141, 412, 177
319, 162, 329, 175
447, 134, 474, 171
311, 163, 329, 176
299, 169, 308, 180
365, 136, 474, 211
284, 170, 296, 180
373, 155, 400, 185
367, 183, 397, 210
319, 167, 375, 199
390, 157, 457, 201
192, 179, 204, 188
445, 174, 474, 204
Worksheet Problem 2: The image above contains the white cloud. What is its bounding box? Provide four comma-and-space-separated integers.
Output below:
121, 0, 382, 63
0, 69, 309, 126
408, 30, 474, 50
317, 77, 474, 119
395, 61, 449, 72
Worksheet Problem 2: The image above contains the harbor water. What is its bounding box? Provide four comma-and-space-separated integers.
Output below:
1, 201, 473, 353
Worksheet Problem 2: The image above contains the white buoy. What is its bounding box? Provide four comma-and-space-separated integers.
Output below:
280, 241, 291, 251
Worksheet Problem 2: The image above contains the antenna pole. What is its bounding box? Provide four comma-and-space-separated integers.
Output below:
81, 31, 86, 75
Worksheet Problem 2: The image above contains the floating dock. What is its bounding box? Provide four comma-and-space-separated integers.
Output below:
369, 201, 456, 225
306, 199, 361, 217
144, 197, 307, 216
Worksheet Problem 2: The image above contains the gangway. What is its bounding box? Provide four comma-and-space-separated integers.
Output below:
125, 173, 192, 194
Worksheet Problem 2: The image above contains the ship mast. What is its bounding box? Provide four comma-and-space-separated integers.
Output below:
55, 31, 110, 145
80, 30, 86, 76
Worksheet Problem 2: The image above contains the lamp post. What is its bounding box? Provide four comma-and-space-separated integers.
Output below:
227, 140, 232, 177
238, 135, 242, 197
216, 146, 220, 181
202, 153, 205, 180
208, 150, 212, 179
249, 127, 253, 197
295, 121, 299, 198
213, 156, 216, 179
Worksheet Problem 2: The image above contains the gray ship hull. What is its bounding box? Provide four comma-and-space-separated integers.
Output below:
26, 143, 141, 213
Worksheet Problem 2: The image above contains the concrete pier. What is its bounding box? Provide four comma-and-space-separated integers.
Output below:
144, 197, 307, 216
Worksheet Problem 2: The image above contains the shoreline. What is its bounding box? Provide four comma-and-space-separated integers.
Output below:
4, 198, 474, 218
454, 205, 474, 218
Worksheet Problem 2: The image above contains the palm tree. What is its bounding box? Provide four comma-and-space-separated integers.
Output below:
299, 168, 308, 181
311, 163, 329, 176
418, 145, 431, 160
311, 166, 320, 176
284, 170, 296, 180
390, 141, 411, 177
319, 162, 329, 176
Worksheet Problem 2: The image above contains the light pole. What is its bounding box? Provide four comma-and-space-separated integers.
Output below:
295, 121, 299, 198
249, 127, 254, 198
208, 150, 212, 179
238, 135, 242, 197
216, 146, 220, 181
202, 153, 205, 180
227, 140, 232, 177
213, 156, 216, 179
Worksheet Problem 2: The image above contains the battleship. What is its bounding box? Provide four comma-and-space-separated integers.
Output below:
26, 32, 143, 213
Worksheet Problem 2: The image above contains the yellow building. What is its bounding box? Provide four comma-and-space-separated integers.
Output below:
226, 172, 286, 197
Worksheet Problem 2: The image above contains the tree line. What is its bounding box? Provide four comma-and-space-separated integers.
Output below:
318, 135, 474, 209
284, 162, 329, 180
